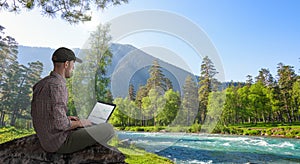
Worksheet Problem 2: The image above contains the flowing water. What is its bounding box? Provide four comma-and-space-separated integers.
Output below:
116, 131, 300, 164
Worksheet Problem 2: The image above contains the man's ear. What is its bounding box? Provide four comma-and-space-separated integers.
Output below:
64, 61, 69, 68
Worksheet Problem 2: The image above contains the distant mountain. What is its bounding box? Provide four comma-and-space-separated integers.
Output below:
107, 43, 197, 97
17, 46, 80, 77
17, 44, 196, 96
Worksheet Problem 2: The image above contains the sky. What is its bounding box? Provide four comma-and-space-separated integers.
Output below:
0, 0, 299, 82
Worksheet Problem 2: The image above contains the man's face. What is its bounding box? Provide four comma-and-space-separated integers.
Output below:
65, 60, 75, 78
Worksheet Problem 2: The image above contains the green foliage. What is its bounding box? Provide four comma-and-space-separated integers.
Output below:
0, 0, 128, 24
0, 26, 43, 127
243, 129, 261, 136
189, 121, 201, 133
0, 126, 35, 144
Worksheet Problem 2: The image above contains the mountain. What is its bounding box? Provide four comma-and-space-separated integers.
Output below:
17, 46, 80, 77
17, 44, 196, 96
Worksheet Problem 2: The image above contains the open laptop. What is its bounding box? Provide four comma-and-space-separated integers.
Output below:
87, 101, 116, 125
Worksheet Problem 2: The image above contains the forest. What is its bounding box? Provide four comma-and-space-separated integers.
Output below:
1, 23, 300, 132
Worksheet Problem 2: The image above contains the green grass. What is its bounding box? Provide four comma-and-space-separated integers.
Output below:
109, 136, 173, 164
119, 147, 173, 164
0, 126, 35, 144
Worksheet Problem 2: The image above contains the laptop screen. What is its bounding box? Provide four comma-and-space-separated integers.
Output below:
87, 101, 116, 124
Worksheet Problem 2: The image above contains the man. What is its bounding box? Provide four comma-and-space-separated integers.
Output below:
31, 47, 115, 153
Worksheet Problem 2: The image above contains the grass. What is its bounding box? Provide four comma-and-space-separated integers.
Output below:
0, 126, 35, 144
109, 136, 173, 164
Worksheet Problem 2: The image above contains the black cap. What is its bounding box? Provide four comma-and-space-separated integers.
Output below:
52, 47, 82, 63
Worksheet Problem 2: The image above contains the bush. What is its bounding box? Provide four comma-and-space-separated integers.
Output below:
243, 129, 260, 136
190, 122, 201, 133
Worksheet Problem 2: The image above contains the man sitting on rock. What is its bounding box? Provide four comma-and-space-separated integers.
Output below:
31, 47, 115, 154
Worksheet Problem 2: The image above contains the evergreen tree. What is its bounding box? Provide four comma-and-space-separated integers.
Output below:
128, 83, 136, 101
180, 75, 198, 126
277, 63, 297, 122
255, 68, 275, 87
246, 75, 253, 87
198, 56, 218, 123
165, 78, 173, 91
146, 60, 168, 93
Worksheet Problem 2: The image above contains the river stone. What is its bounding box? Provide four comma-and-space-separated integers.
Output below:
0, 134, 126, 163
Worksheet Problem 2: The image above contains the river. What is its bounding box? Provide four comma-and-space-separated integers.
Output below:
116, 131, 300, 164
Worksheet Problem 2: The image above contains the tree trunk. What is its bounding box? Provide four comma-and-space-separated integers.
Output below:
0, 111, 5, 126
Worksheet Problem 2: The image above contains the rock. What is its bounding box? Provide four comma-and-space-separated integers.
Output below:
0, 134, 126, 164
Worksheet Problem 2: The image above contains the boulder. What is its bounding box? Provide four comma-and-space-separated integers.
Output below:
0, 134, 126, 164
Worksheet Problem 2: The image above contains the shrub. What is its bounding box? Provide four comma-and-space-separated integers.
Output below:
243, 129, 260, 136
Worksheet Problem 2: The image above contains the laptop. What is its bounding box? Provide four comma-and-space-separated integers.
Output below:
87, 101, 116, 125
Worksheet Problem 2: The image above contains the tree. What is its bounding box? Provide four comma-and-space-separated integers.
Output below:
248, 81, 270, 123
277, 63, 297, 122
146, 60, 170, 93
142, 88, 165, 126
179, 75, 198, 126
0, 25, 19, 126
223, 86, 239, 124
0, 0, 128, 24
245, 75, 253, 87
134, 85, 148, 126
292, 79, 300, 121
255, 68, 275, 87
128, 83, 136, 101
72, 23, 113, 117
89, 24, 113, 102
198, 56, 218, 123
156, 89, 180, 126
110, 98, 127, 127
205, 91, 225, 133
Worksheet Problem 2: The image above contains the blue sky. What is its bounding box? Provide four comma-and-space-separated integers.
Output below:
0, 0, 299, 82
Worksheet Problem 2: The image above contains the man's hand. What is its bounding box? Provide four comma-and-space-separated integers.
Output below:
77, 119, 93, 127
68, 116, 79, 121
69, 118, 92, 130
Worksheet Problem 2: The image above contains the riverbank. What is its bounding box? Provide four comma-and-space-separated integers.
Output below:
218, 123, 300, 139
115, 122, 300, 139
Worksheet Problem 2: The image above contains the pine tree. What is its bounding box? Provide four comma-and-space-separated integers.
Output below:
198, 56, 218, 123
146, 60, 168, 93
128, 84, 136, 101
179, 75, 198, 126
